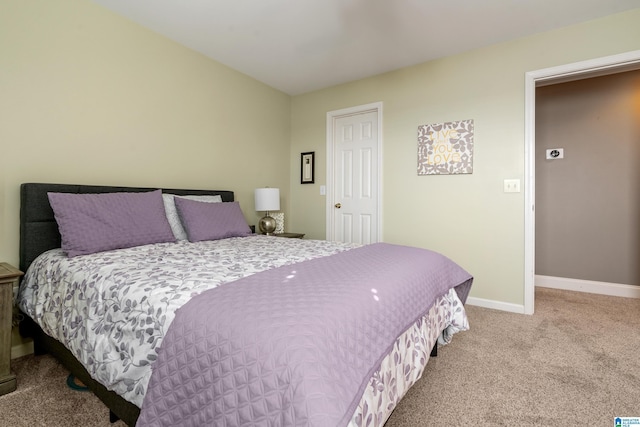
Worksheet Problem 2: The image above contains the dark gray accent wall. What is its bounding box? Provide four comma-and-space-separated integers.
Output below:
535, 70, 640, 286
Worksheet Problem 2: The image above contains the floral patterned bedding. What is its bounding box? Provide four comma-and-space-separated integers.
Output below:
19, 235, 468, 425
350, 288, 467, 426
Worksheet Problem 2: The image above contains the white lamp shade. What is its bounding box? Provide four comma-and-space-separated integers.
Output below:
254, 188, 280, 211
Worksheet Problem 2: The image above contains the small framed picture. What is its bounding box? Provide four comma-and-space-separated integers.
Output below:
301, 152, 315, 184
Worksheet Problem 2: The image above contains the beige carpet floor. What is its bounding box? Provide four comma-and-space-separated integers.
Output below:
0, 353, 126, 427
1, 287, 638, 426
386, 287, 640, 426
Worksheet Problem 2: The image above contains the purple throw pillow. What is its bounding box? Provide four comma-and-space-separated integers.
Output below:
174, 198, 251, 242
48, 189, 176, 257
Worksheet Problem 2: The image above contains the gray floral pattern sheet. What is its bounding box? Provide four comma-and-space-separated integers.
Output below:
19, 235, 469, 425
348, 288, 467, 426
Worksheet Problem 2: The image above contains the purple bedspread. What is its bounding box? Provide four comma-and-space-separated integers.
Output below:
137, 243, 472, 426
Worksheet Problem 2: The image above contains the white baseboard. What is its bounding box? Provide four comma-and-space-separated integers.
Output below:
11, 341, 34, 360
466, 296, 525, 314
535, 275, 640, 299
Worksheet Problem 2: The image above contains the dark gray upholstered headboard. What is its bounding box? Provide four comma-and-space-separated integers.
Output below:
19, 183, 234, 274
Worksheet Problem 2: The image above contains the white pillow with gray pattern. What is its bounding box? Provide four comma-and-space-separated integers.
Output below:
162, 193, 222, 241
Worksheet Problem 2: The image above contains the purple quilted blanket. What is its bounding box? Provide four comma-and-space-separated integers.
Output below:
137, 243, 472, 426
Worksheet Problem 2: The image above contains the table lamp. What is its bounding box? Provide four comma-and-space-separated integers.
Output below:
254, 188, 280, 235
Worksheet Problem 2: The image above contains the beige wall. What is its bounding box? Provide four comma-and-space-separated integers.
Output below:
0, 0, 292, 269
536, 70, 640, 286
289, 9, 640, 305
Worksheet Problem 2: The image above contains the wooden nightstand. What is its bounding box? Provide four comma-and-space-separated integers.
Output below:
273, 233, 305, 239
0, 262, 23, 396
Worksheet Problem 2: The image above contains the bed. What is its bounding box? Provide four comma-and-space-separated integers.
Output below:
17, 182, 473, 426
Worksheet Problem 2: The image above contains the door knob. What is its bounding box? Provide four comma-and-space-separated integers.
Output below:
335, 203, 341, 209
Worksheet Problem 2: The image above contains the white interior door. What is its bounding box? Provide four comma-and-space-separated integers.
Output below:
326, 103, 382, 244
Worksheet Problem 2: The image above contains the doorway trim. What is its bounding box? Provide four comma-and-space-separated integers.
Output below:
326, 102, 383, 241
524, 49, 640, 315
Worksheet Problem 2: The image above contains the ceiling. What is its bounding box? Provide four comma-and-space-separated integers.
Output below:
92, 0, 640, 95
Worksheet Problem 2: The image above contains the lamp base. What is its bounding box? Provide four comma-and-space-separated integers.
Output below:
258, 214, 276, 235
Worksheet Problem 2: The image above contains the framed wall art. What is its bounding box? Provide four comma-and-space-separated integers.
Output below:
417, 119, 474, 175
301, 152, 315, 184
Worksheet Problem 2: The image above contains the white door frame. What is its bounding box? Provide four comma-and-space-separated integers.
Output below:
326, 102, 383, 241
524, 50, 640, 315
